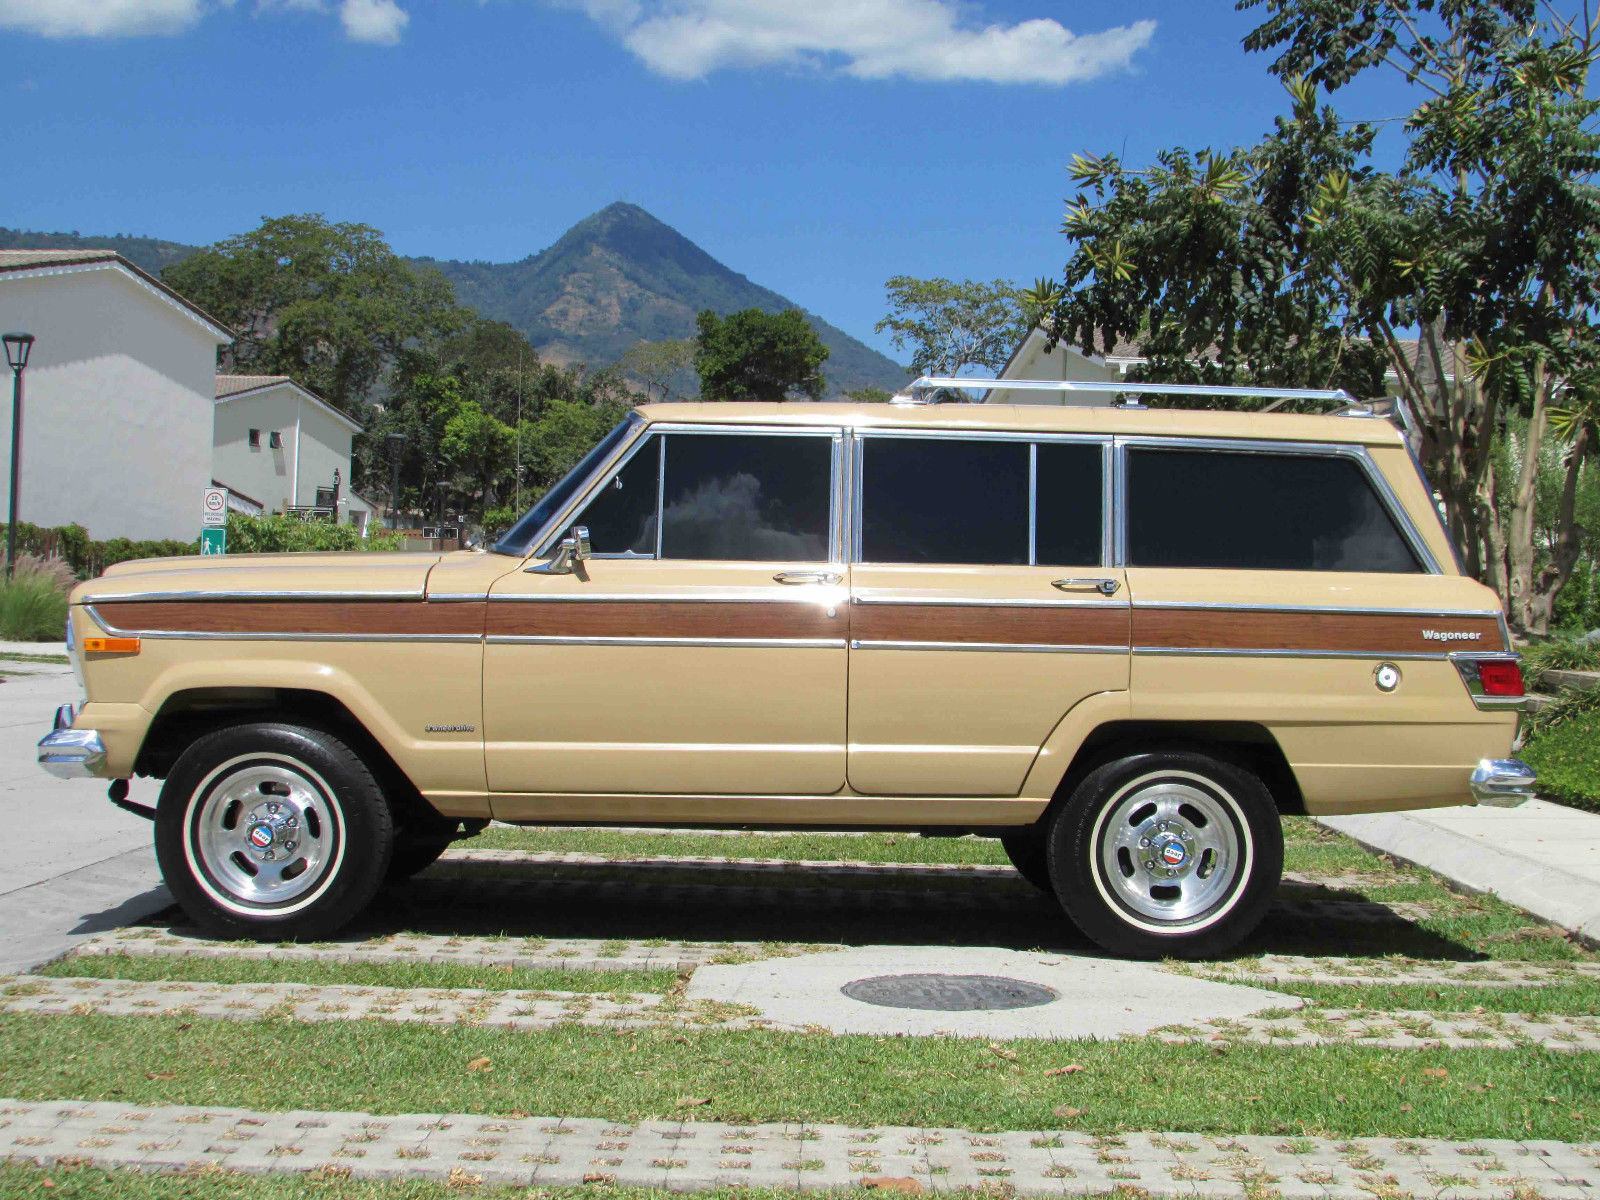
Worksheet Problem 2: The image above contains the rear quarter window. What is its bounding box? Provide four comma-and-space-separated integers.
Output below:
1126, 447, 1423, 573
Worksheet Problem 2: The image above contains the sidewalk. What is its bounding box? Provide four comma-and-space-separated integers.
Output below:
0, 663, 167, 971
1318, 798, 1600, 945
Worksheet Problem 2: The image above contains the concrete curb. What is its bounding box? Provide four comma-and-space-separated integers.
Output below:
1315, 800, 1600, 947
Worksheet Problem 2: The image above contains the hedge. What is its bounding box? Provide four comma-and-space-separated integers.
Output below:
9, 516, 403, 579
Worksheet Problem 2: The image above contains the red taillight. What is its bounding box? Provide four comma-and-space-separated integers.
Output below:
1477, 659, 1525, 696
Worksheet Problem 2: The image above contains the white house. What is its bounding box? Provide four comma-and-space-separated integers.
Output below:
995, 326, 1440, 402
0, 249, 231, 540
213, 375, 372, 532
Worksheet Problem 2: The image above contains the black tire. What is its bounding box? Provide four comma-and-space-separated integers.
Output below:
1045, 750, 1282, 960
385, 834, 453, 881
999, 831, 1052, 892
154, 722, 394, 940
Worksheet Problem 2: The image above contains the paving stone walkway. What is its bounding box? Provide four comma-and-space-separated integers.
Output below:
70, 926, 810, 974
1190, 954, 1600, 989
1, 1098, 1595, 1197
69, 926, 1592, 991
7, 974, 1598, 1048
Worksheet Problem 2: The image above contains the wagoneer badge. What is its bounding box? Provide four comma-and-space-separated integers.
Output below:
1421, 629, 1483, 642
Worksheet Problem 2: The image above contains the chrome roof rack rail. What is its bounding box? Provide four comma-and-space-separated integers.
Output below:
899, 375, 1361, 411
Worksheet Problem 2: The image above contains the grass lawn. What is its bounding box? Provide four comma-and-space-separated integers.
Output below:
0, 1013, 1592, 1141
38, 954, 677, 995
1521, 706, 1600, 814
1260, 979, 1600, 1016
0, 1166, 977, 1200
0, 651, 70, 665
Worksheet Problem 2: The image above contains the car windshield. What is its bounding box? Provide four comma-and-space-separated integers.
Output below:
490, 416, 639, 557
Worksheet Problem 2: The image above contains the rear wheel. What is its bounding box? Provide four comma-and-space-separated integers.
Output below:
999, 831, 1052, 891
154, 723, 393, 939
1046, 750, 1281, 959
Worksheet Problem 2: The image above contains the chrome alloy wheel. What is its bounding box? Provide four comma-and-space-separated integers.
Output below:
183, 754, 346, 916
1089, 770, 1252, 933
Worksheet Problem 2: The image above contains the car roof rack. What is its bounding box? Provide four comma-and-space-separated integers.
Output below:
893, 375, 1416, 439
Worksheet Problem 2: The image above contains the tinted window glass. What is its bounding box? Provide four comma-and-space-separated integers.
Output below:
660, 434, 832, 561
1127, 449, 1422, 572
862, 438, 1028, 565
1035, 443, 1104, 565
493, 417, 635, 555
575, 437, 659, 556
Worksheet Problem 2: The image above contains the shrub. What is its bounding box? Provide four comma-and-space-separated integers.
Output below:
0, 572, 69, 641
1521, 702, 1600, 814
10, 552, 77, 595
224, 514, 405, 554
1521, 636, 1600, 679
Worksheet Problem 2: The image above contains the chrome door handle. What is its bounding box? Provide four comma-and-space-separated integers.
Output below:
774, 571, 842, 585
1052, 577, 1121, 596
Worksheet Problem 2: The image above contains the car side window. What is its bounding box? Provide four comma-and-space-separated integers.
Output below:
659, 433, 833, 561
861, 438, 1028, 565
575, 436, 661, 556
1035, 442, 1104, 566
1127, 448, 1423, 572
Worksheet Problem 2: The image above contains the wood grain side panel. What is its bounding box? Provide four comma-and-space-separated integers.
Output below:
851, 603, 1130, 647
1132, 608, 1506, 655
485, 600, 845, 640
94, 600, 486, 637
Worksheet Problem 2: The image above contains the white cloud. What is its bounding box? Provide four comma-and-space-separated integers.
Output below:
0, 0, 408, 43
0, 0, 207, 37
339, 0, 407, 43
563, 0, 1154, 85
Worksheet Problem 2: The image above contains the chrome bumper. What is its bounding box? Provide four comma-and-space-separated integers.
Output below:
1470, 758, 1537, 808
38, 703, 107, 780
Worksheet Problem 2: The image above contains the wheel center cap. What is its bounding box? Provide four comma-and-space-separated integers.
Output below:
246, 822, 275, 850
1149, 831, 1191, 873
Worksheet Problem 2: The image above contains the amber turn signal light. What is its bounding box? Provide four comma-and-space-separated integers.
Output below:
82, 636, 141, 655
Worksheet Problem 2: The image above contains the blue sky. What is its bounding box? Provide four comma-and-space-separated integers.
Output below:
3, 0, 1418, 360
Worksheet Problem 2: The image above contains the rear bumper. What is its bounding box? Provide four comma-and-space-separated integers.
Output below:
37, 704, 107, 780
1470, 758, 1538, 808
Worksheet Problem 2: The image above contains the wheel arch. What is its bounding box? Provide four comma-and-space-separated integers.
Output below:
134, 686, 438, 831
1028, 718, 1305, 822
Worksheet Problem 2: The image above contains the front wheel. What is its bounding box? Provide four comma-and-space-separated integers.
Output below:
154, 723, 394, 939
1046, 750, 1282, 960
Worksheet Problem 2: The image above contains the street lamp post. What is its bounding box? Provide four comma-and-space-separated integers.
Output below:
331, 468, 341, 524
386, 432, 406, 531
3, 333, 35, 582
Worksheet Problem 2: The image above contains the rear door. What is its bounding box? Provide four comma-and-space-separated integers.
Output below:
846, 431, 1130, 797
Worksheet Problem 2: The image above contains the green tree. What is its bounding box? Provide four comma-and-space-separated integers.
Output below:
875, 277, 1031, 377
693, 309, 828, 402
1029, 0, 1600, 633
618, 338, 696, 402
163, 214, 463, 415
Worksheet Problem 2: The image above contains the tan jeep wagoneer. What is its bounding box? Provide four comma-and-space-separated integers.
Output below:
38, 379, 1536, 958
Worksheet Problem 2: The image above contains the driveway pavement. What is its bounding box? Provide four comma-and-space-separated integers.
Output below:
0, 661, 166, 971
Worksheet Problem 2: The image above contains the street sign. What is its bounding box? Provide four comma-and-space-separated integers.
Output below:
202, 486, 228, 527
200, 527, 226, 555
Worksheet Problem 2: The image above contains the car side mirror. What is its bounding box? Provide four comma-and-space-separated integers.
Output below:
527, 524, 591, 576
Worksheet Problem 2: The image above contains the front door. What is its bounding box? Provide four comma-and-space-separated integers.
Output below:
484, 424, 848, 800
846, 432, 1130, 796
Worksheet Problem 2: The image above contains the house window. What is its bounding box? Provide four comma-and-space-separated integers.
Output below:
248, 429, 261, 449
269, 431, 283, 449
1126, 448, 1423, 572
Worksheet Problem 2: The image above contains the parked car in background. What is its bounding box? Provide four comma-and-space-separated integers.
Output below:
40, 381, 1534, 958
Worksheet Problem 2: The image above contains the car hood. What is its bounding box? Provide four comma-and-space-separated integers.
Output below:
73, 551, 447, 604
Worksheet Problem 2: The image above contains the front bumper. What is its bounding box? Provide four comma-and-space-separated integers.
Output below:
1470, 758, 1538, 808
38, 704, 107, 780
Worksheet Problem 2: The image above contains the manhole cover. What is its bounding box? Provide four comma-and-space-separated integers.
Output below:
840, 973, 1059, 1012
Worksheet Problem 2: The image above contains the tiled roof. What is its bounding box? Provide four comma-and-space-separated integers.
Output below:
215, 374, 293, 399
0, 248, 231, 341
0, 249, 121, 270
